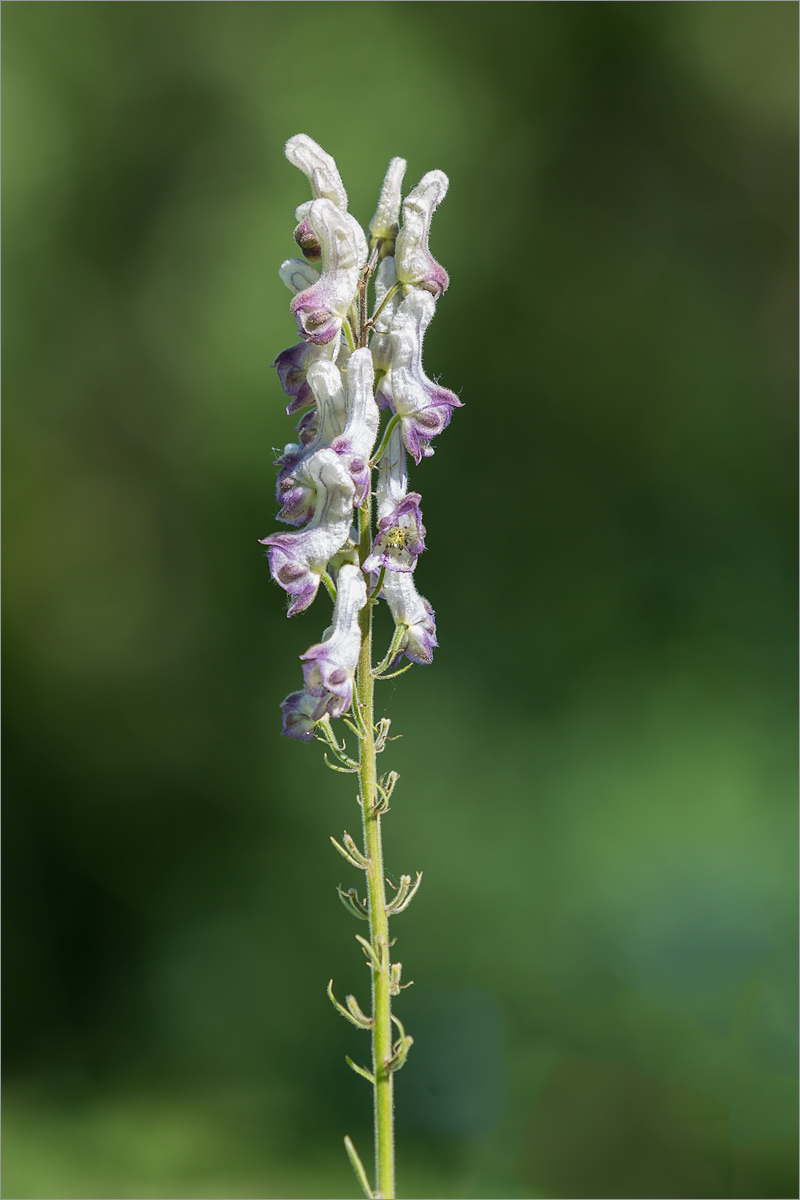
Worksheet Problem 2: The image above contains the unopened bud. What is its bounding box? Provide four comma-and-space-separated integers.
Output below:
369, 157, 407, 242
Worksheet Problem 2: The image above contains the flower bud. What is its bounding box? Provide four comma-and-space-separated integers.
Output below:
369, 157, 407, 243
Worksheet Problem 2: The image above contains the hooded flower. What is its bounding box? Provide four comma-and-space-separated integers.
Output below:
280, 563, 367, 740
275, 360, 348, 525
363, 423, 425, 574
260, 448, 355, 615
272, 337, 333, 414
395, 170, 449, 298
279, 688, 331, 742
285, 133, 349, 212
381, 570, 437, 665
301, 564, 366, 708
290, 199, 367, 345
328, 348, 379, 505
376, 290, 462, 464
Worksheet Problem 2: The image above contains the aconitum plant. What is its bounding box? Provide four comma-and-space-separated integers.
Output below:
261, 135, 460, 1200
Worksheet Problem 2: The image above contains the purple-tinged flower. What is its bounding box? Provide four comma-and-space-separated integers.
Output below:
272, 332, 350, 416
279, 564, 367, 740
381, 570, 437, 665
275, 360, 348, 525
280, 688, 330, 741
273, 338, 333, 414
329, 349, 379, 506
301, 563, 366, 710
364, 494, 425, 574
363, 424, 425, 574
369, 157, 407, 243
395, 170, 449, 298
377, 290, 462, 464
285, 134, 349, 212
290, 199, 366, 345
260, 449, 355, 616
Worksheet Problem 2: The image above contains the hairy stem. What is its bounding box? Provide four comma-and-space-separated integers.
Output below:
357, 493, 395, 1199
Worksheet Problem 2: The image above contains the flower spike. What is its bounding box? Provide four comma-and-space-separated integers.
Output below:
264, 135, 460, 1200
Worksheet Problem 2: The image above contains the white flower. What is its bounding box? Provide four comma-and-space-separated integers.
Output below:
285, 133, 349, 212
395, 170, 449, 297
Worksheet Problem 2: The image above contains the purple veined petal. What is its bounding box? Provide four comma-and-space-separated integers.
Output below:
381, 571, 437, 665
328, 348, 379, 505
369, 157, 407, 242
279, 257, 320, 295
363, 493, 426, 574
379, 290, 463, 464
285, 134, 349, 212
299, 563, 367, 715
290, 199, 365, 345
395, 170, 450, 298
260, 449, 355, 615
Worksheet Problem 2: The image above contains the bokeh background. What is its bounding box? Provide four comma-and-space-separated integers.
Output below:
3, 4, 797, 1198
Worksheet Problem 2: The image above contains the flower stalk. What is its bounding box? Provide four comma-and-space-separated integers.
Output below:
261, 135, 459, 1199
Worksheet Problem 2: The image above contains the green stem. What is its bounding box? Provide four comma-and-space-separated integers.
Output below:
371, 412, 401, 471
357, 495, 395, 1199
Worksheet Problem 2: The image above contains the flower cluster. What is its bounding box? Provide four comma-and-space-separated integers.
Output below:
261, 135, 461, 739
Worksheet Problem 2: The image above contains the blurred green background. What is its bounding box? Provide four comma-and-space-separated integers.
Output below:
3, 3, 797, 1198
